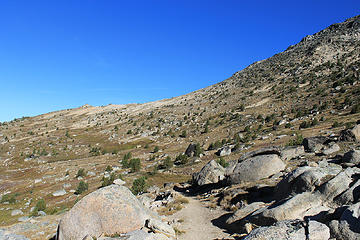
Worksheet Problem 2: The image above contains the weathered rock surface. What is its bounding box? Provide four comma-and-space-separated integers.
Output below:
192, 160, 225, 186
226, 154, 286, 184
225, 202, 266, 226
253, 192, 323, 225
57, 185, 163, 240
275, 163, 342, 198
243, 220, 330, 240
280, 145, 305, 161
0, 229, 29, 240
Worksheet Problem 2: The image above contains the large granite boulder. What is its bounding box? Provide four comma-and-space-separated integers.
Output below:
56, 185, 163, 240
275, 163, 342, 199
192, 160, 225, 186
253, 192, 323, 225
244, 220, 330, 240
226, 154, 286, 184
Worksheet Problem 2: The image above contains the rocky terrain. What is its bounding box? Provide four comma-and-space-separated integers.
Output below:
0, 15, 360, 239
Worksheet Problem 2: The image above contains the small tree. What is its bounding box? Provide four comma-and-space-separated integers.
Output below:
105, 165, 113, 172
75, 181, 88, 195
217, 157, 229, 168
131, 176, 147, 195
163, 156, 173, 170
180, 130, 187, 138
76, 168, 87, 178
129, 158, 141, 172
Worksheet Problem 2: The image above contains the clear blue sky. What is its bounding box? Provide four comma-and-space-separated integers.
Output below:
0, 1, 359, 122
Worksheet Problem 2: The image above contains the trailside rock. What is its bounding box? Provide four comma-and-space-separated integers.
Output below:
243, 220, 330, 240
275, 164, 342, 199
343, 150, 360, 165
192, 160, 225, 186
226, 154, 285, 184
226, 202, 267, 226
57, 185, 160, 240
145, 218, 176, 238
253, 192, 323, 225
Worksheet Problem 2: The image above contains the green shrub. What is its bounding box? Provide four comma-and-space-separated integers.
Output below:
129, 158, 141, 172
332, 121, 341, 128
0, 193, 16, 204
180, 130, 187, 138
131, 176, 147, 195
193, 143, 203, 157
217, 157, 229, 168
287, 134, 304, 146
351, 103, 360, 114
76, 168, 87, 178
35, 199, 46, 211
75, 181, 88, 195
105, 165, 113, 172
153, 146, 159, 153
175, 154, 188, 165
101, 173, 121, 187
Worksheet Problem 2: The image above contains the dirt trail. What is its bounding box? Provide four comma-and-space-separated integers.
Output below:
169, 195, 233, 240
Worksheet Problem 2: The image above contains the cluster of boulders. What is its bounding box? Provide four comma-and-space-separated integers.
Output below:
56, 184, 176, 240
193, 124, 360, 239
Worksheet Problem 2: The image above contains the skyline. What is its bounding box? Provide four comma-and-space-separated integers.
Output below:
1, 0, 359, 122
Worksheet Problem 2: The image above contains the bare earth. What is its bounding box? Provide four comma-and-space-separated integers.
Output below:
169, 195, 233, 240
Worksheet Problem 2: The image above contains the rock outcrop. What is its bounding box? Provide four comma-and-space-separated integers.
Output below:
56, 185, 174, 240
226, 154, 285, 184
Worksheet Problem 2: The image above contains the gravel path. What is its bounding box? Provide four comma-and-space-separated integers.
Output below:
169, 195, 233, 240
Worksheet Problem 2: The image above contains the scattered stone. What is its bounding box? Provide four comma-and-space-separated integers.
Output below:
216, 145, 233, 156
11, 210, 23, 216
113, 179, 126, 185
52, 189, 67, 197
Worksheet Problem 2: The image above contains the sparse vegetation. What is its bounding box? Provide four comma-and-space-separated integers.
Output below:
75, 180, 88, 194
131, 176, 147, 195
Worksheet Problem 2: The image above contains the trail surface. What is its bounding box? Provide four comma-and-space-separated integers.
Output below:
169, 195, 233, 240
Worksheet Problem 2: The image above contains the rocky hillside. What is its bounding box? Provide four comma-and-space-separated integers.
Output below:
0, 15, 359, 239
